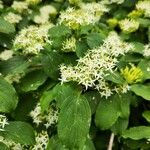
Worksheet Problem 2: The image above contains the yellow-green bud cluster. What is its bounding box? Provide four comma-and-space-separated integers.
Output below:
120, 65, 143, 84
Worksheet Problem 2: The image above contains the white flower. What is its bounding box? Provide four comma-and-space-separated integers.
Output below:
60, 32, 133, 98
34, 5, 57, 24
59, 2, 108, 29
147, 67, 150, 72
34, 15, 49, 24
4, 12, 22, 24
143, 43, 150, 57
32, 131, 49, 150
0, 115, 9, 131
114, 83, 130, 94
119, 19, 139, 33
30, 103, 43, 125
0, 50, 13, 60
30, 103, 58, 128
0, 0, 3, 9
4, 73, 24, 84
136, 1, 150, 17
11, 1, 28, 13
44, 109, 58, 129
62, 37, 76, 52
40, 5, 57, 15
0, 136, 23, 150
13, 24, 52, 55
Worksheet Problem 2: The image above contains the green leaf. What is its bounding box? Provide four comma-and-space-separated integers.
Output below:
120, 53, 142, 63
82, 138, 96, 150
104, 71, 125, 84
138, 59, 150, 80
20, 70, 47, 92
40, 83, 81, 111
79, 25, 93, 35
0, 17, 15, 34
124, 139, 149, 150
111, 118, 129, 134
95, 94, 130, 130
40, 89, 55, 112
58, 95, 91, 149
41, 51, 65, 80
0, 142, 9, 150
118, 93, 131, 118
0, 76, 18, 113
12, 94, 37, 121
46, 136, 68, 150
86, 33, 104, 49
95, 96, 120, 130
123, 0, 137, 7
131, 84, 150, 101
138, 18, 150, 28
0, 33, 14, 48
0, 56, 29, 76
3, 121, 35, 145
76, 39, 89, 58
83, 91, 101, 115
132, 42, 144, 54
122, 126, 150, 140
49, 24, 71, 38
142, 111, 150, 123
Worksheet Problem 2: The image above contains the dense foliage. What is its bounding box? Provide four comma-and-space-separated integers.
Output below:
0, 0, 150, 149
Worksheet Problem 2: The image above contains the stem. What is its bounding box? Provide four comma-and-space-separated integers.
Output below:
107, 133, 115, 150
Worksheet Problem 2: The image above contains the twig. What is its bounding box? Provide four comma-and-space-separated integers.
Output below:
107, 133, 115, 150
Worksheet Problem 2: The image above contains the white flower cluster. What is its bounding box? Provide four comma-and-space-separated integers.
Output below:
62, 37, 76, 52
0, 136, 23, 150
0, 50, 13, 60
5, 73, 24, 84
114, 83, 130, 94
13, 24, 53, 55
136, 0, 150, 17
0, 114, 9, 131
30, 103, 58, 129
60, 32, 133, 98
119, 19, 139, 33
32, 131, 49, 150
4, 12, 22, 24
11, 1, 28, 13
34, 5, 57, 24
59, 2, 109, 29
0, 0, 3, 9
143, 43, 150, 57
